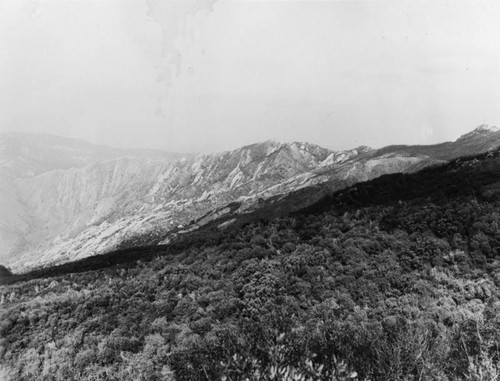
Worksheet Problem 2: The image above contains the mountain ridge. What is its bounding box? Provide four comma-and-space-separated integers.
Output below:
0, 131, 192, 178
4, 142, 500, 284
2, 125, 500, 272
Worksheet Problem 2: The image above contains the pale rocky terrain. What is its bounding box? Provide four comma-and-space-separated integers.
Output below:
1, 126, 500, 272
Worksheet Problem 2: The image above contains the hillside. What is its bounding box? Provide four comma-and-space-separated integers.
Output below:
3, 125, 500, 273
2, 148, 500, 380
0, 132, 189, 178
1, 139, 336, 271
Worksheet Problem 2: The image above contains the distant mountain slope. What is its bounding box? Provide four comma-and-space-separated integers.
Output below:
3, 140, 338, 271
7, 141, 500, 286
2, 125, 500, 272
0, 132, 190, 178
367, 125, 500, 166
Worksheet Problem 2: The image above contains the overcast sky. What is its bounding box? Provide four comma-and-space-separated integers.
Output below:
1, 0, 500, 153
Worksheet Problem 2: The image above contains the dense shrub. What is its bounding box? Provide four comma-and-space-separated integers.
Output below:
3, 150, 500, 380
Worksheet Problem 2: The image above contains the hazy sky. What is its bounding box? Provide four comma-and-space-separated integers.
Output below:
1, 0, 500, 153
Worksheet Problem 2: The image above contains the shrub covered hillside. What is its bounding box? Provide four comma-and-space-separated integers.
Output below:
3, 150, 500, 380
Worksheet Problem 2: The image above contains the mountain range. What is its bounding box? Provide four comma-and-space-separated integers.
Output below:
2, 125, 500, 272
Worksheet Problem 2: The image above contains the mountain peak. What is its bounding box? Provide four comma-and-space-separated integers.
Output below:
456, 124, 500, 142
473, 124, 499, 133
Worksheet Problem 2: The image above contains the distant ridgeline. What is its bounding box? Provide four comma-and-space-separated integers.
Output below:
3, 147, 500, 286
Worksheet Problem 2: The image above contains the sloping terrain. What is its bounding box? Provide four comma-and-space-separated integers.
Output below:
3, 147, 500, 380
2, 140, 337, 271
0, 132, 189, 178
2, 125, 500, 272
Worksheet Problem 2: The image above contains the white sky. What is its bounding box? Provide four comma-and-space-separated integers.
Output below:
1, 0, 500, 153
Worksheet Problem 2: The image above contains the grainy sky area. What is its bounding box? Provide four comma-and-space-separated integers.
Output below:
1, 0, 500, 153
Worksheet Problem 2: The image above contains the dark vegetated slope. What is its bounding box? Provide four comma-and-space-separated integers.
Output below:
301, 149, 500, 215
0, 246, 171, 285
3, 149, 500, 380
0, 265, 13, 283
